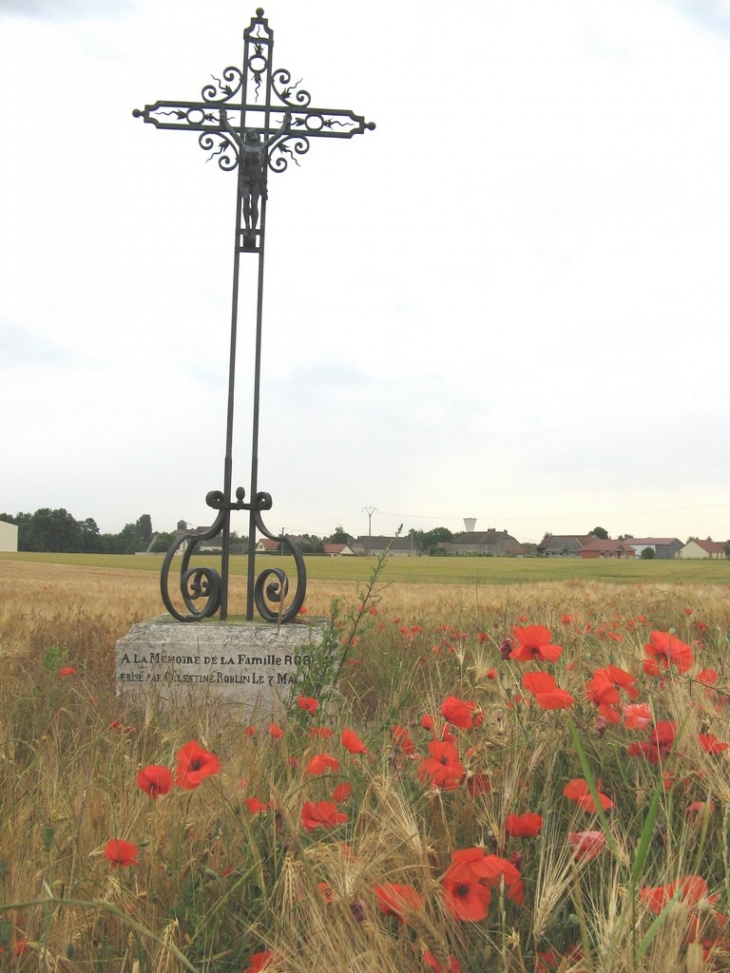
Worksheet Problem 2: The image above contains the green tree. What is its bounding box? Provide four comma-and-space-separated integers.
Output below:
421, 527, 454, 555
21, 508, 81, 552
150, 531, 175, 553
78, 517, 103, 553
137, 514, 153, 547
640, 547, 655, 559
298, 534, 324, 554
592, 526, 609, 540
118, 514, 154, 553
330, 524, 350, 544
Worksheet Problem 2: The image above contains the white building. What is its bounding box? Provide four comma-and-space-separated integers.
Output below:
677, 538, 727, 559
0, 520, 18, 552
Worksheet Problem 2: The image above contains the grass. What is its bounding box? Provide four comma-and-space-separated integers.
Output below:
2, 556, 730, 971
2, 549, 730, 586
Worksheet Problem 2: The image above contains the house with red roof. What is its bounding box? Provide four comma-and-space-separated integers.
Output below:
537, 533, 596, 556
323, 542, 356, 556
676, 538, 728, 559
578, 538, 637, 559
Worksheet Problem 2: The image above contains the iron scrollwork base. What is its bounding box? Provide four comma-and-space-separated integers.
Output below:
251, 505, 307, 622
159, 487, 306, 624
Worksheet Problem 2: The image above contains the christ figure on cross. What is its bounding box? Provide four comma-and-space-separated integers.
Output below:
222, 111, 291, 248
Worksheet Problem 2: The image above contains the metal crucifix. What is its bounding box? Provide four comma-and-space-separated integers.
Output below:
133, 8, 374, 623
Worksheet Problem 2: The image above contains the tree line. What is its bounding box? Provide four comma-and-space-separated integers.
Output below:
0, 509, 164, 554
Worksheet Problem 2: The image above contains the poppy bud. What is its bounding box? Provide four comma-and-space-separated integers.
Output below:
350, 897, 367, 922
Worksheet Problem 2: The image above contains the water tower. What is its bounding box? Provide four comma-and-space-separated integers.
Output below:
464, 518, 477, 533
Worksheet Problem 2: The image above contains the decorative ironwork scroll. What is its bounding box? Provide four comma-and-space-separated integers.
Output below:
160, 489, 305, 623
134, 9, 373, 622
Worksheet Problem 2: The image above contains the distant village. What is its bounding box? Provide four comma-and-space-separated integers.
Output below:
253, 527, 730, 560
1, 514, 728, 560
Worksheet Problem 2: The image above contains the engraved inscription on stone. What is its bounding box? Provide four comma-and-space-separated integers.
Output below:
115, 616, 325, 717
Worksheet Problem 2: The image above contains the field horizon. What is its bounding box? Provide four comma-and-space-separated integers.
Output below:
2, 549, 730, 587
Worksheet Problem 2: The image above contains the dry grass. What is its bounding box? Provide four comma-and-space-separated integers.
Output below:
3, 559, 730, 972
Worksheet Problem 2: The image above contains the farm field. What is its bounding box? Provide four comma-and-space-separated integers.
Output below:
2, 554, 730, 971
2, 549, 730, 586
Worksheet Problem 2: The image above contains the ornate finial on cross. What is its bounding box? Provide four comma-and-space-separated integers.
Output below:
134, 9, 374, 623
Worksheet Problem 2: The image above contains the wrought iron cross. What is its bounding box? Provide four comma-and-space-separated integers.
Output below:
134, 8, 374, 623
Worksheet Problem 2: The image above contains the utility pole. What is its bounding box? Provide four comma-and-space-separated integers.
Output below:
362, 506, 377, 557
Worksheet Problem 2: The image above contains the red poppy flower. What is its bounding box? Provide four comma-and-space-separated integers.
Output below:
332, 782, 351, 802
300, 800, 348, 832
686, 801, 714, 816
136, 764, 174, 800
423, 951, 461, 973
470, 853, 524, 905
313, 881, 333, 905
623, 703, 652, 730
103, 839, 138, 867
522, 672, 574, 709
626, 741, 659, 763
268, 723, 285, 739
59, 666, 76, 678
297, 695, 318, 714
652, 720, 677, 752
341, 728, 367, 754
586, 666, 639, 705
586, 669, 621, 706
597, 703, 622, 724
466, 772, 490, 796
643, 631, 693, 675
243, 950, 274, 973
374, 882, 424, 921
245, 797, 270, 815
568, 830, 606, 861
563, 778, 614, 812
697, 669, 718, 686
175, 740, 222, 790
505, 812, 543, 837
509, 626, 563, 663
393, 724, 417, 755
308, 726, 333, 739
418, 740, 465, 790
305, 753, 340, 775
698, 734, 728, 754
442, 860, 491, 922
641, 875, 714, 913
440, 695, 483, 729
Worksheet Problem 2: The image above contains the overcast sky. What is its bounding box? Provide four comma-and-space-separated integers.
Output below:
1, 0, 729, 545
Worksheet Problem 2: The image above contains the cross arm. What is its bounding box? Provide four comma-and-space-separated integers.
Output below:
133, 100, 374, 139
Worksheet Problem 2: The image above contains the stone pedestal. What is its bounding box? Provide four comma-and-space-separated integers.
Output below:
116, 615, 326, 719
